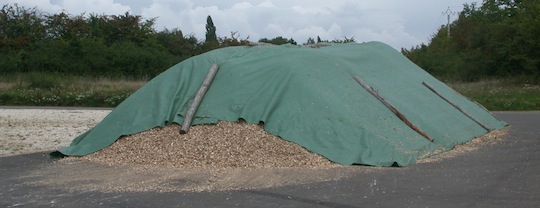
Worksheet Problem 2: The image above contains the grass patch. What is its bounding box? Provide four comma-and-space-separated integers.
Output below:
448, 79, 540, 111
0, 73, 146, 107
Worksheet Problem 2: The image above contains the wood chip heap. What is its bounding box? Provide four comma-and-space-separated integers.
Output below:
83, 121, 339, 169
81, 119, 508, 169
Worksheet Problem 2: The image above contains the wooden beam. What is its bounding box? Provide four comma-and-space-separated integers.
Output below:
422, 81, 492, 131
180, 64, 220, 134
353, 76, 434, 142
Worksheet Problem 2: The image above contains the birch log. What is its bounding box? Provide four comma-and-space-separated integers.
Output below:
180, 64, 219, 134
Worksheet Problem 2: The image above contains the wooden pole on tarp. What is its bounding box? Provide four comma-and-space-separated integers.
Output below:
180, 64, 219, 134
353, 76, 434, 142
422, 81, 492, 131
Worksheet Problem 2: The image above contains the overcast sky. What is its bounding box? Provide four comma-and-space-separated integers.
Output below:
7, 0, 483, 50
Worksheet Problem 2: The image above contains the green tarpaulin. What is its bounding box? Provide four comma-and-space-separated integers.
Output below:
52, 42, 506, 166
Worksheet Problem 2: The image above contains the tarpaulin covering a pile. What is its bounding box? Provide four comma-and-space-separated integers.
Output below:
52, 42, 506, 166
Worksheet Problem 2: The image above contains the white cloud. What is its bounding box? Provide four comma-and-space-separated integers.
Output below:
354, 26, 422, 49
5, 0, 130, 15
256, 0, 276, 8
61, 0, 131, 15
291, 5, 331, 16
231, 2, 253, 10
141, 0, 198, 32
4, 0, 63, 13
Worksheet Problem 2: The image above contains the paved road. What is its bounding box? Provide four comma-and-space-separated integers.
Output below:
1, 111, 539, 207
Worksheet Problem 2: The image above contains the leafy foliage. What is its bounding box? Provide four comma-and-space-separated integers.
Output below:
403, 0, 540, 83
205, 15, 217, 43
0, 4, 179, 78
0, 4, 356, 80
258, 36, 297, 45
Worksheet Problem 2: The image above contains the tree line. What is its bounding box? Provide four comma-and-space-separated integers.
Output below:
7, 1, 535, 82
402, 0, 540, 82
0, 4, 237, 78
0, 4, 355, 79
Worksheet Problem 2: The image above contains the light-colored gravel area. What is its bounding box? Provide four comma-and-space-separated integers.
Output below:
0, 108, 110, 157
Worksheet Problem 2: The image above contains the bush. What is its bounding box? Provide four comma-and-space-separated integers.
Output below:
25, 72, 71, 89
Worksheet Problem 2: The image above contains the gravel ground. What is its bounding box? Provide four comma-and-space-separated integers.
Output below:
0, 108, 110, 157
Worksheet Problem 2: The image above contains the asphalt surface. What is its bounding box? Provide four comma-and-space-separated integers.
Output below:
1, 111, 539, 208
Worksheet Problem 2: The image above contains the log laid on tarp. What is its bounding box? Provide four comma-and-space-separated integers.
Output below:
422, 81, 492, 131
180, 64, 220, 134
353, 76, 434, 142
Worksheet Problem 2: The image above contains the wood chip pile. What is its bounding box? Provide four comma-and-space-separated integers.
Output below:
83, 121, 339, 169
81, 119, 508, 169
417, 127, 508, 163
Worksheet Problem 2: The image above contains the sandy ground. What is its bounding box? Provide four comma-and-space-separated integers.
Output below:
0, 108, 111, 157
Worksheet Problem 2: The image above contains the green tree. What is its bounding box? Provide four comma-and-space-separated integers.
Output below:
304, 36, 355, 45
403, 0, 540, 82
258, 36, 297, 45
84, 12, 156, 46
156, 28, 207, 61
305, 37, 315, 45
205, 15, 217, 43
0, 4, 183, 78
331, 36, 355, 43
0, 4, 46, 48
219, 31, 251, 47
201, 15, 219, 52
0, 4, 48, 73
